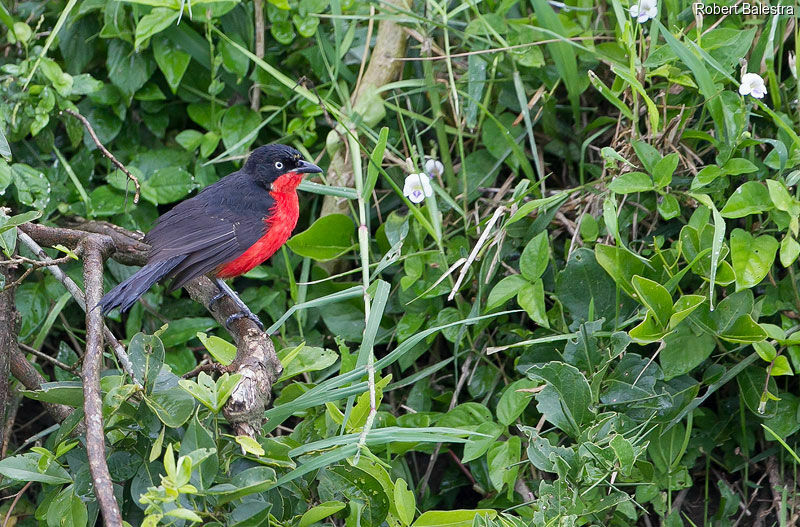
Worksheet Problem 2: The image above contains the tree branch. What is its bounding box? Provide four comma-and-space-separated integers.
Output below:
82, 235, 123, 527
59, 109, 141, 204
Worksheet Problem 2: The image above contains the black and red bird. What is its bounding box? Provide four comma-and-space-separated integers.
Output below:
99, 144, 322, 328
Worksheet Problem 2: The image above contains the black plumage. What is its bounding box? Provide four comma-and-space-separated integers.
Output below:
98, 144, 321, 315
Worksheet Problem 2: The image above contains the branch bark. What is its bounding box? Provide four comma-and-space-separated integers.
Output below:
82, 235, 123, 527
0, 257, 17, 456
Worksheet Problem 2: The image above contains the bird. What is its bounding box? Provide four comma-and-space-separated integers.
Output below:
98, 143, 322, 329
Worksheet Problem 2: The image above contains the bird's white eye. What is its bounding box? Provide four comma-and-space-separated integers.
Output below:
275, 161, 283, 170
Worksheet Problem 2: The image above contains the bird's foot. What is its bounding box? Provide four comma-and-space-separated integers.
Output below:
209, 292, 226, 310
225, 311, 265, 331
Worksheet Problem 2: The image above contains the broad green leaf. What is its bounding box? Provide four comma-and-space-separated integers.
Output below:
519, 231, 549, 281
780, 236, 800, 267
718, 315, 767, 343
720, 182, 772, 218
140, 166, 194, 205
287, 214, 355, 261
134, 8, 178, 50
607, 171, 653, 194
486, 275, 528, 311
0, 453, 72, 484
527, 362, 593, 437
461, 421, 504, 463
661, 324, 715, 379
652, 153, 678, 188
517, 279, 548, 327
496, 378, 538, 425
487, 436, 521, 492
730, 229, 778, 290
278, 345, 338, 381
145, 386, 194, 427
197, 332, 236, 366
393, 479, 416, 526
629, 311, 668, 343
631, 275, 673, 328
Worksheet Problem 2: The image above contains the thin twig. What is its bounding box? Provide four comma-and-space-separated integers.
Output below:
82, 237, 123, 527
60, 109, 140, 203
2, 253, 78, 291
250, 0, 264, 111
352, 5, 376, 104
18, 342, 78, 373
2, 481, 33, 527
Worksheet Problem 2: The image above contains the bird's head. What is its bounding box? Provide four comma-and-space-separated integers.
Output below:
244, 144, 322, 191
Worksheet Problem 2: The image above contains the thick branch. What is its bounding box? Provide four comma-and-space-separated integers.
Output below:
0, 258, 16, 454
82, 236, 123, 527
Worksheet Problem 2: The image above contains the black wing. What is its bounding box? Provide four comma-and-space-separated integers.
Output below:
143, 172, 273, 290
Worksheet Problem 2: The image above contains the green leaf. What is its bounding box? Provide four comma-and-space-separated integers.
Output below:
141, 166, 194, 205
496, 378, 538, 425
487, 275, 528, 311
411, 510, 497, 527
629, 311, 668, 343
210, 466, 278, 505
487, 436, 521, 492
317, 464, 389, 527
299, 501, 347, 527
730, 229, 778, 290
517, 279, 548, 327
652, 153, 679, 188
661, 324, 716, 379
461, 421, 503, 463
771, 355, 792, 376
144, 386, 195, 427
287, 214, 355, 260
153, 35, 191, 94
631, 275, 673, 328
128, 332, 165, 392
0, 453, 72, 484
766, 179, 799, 214
519, 231, 549, 281
594, 244, 647, 298
527, 361, 593, 438
718, 315, 767, 343
197, 332, 236, 366
278, 345, 338, 381
20, 381, 83, 407
780, 236, 800, 267
134, 8, 178, 50
722, 157, 758, 175
393, 479, 416, 526
271, 20, 295, 44
720, 182, 772, 218
607, 171, 653, 194
658, 193, 681, 220
106, 39, 154, 98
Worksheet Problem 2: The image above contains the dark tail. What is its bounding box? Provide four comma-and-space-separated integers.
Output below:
99, 256, 184, 314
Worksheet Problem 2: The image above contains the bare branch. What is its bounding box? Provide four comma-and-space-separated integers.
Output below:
59, 109, 141, 204
16, 229, 138, 381
82, 236, 123, 527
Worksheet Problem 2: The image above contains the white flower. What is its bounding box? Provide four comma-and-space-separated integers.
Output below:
629, 0, 658, 23
739, 72, 767, 99
403, 173, 433, 204
424, 159, 444, 178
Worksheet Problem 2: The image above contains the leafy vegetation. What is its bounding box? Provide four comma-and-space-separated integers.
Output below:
1, 0, 800, 526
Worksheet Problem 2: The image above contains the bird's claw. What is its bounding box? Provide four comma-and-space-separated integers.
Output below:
225, 311, 265, 331
209, 292, 226, 310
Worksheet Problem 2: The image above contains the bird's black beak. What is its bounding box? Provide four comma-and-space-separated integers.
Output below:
296, 159, 323, 174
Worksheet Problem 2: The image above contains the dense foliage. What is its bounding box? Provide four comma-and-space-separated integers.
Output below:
1, 0, 800, 525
